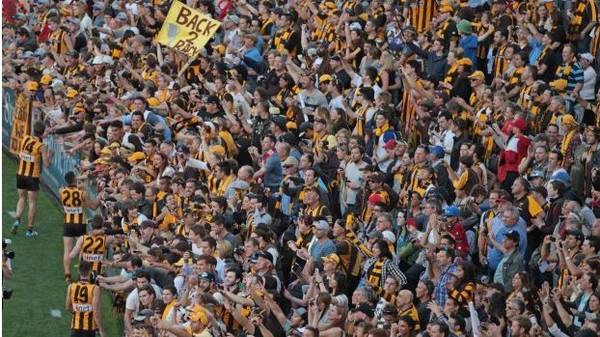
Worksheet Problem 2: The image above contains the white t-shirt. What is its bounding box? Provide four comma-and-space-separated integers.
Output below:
344, 161, 366, 204
125, 284, 164, 320
581, 66, 597, 100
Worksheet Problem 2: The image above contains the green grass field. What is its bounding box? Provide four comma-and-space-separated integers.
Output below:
2, 153, 121, 336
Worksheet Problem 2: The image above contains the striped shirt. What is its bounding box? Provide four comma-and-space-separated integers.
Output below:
566, 62, 584, 95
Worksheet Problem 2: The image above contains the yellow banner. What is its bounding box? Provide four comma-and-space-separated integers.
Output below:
155, 1, 221, 57
9, 92, 31, 155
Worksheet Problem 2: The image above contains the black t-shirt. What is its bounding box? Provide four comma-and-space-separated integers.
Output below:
74, 32, 87, 53
539, 49, 561, 82
197, 108, 225, 121
451, 133, 470, 171
139, 267, 174, 289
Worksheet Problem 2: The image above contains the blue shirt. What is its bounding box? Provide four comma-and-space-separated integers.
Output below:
459, 35, 478, 64
487, 217, 527, 271
434, 264, 457, 306
243, 47, 264, 68
310, 238, 336, 260
468, 0, 488, 7
528, 37, 543, 65
263, 152, 282, 189
122, 110, 172, 141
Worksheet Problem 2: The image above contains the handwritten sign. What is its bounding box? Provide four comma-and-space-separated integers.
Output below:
9, 92, 31, 155
155, 1, 221, 56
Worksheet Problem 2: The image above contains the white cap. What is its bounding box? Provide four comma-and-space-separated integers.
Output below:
349, 22, 362, 31
382, 230, 396, 243
580, 53, 594, 62
92, 55, 104, 65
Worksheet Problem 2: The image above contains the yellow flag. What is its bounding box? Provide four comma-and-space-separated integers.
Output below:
155, 1, 221, 56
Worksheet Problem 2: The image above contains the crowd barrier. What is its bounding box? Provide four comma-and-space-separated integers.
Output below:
2, 87, 94, 207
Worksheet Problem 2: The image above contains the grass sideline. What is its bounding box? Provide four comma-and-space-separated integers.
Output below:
2, 153, 121, 336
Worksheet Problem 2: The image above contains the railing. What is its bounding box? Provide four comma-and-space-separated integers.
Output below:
2, 87, 95, 209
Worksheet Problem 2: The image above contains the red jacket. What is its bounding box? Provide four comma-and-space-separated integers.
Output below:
498, 134, 530, 182
448, 220, 469, 256
3, 0, 16, 24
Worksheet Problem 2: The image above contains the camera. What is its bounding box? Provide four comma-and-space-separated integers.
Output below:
3, 288, 13, 300
234, 247, 245, 256
3, 239, 14, 259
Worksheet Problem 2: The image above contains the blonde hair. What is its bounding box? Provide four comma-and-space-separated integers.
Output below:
217, 240, 233, 259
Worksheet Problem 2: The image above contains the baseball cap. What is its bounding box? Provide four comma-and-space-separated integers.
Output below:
282, 156, 299, 167
550, 169, 571, 185
226, 15, 240, 24
293, 307, 308, 321
298, 121, 313, 138
504, 230, 520, 243
25, 81, 39, 91
383, 139, 397, 150
314, 220, 330, 231
116, 12, 128, 21
429, 145, 444, 159
382, 303, 398, 315
252, 251, 274, 264
468, 71, 485, 81
66, 17, 80, 26
272, 115, 287, 130
381, 230, 396, 243
580, 53, 594, 61
199, 271, 215, 282
349, 22, 362, 31
319, 74, 333, 83
444, 205, 460, 217
12, 13, 26, 21
321, 253, 341, 266
529, 170, 544, 179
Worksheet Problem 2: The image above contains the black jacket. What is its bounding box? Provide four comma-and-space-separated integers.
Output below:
406, 42, 448, 83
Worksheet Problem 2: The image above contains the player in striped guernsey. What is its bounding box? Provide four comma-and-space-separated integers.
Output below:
61, 171, 100, 282
66, 261, 105, 337
12, 122, 50, 238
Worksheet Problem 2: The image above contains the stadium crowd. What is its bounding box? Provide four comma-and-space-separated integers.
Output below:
4, 0, 600, 336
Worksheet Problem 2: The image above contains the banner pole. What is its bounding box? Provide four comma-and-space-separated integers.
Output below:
177, 49, 203, 79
